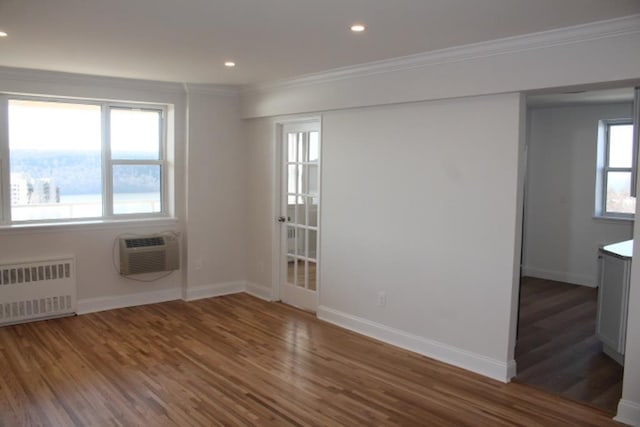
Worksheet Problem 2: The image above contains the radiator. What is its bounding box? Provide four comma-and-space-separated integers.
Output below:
0, 257, 76, 326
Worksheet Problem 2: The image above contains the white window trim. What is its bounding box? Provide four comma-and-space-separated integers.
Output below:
0, 96, 10, 223
0, 94, 172, 225
595, 118, 634, 220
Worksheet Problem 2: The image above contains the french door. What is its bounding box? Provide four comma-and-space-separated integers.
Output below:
279, 121, 320, 312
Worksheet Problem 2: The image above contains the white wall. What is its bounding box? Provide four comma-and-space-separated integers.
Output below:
183, 86, 248, 300
523, 103, 634, 286
242, 15, 640, 425
0, 223, 183, 312
246, 94, 525, 380
319, 94, 524, 378
245, 117, 278, 299
0, 68, 248, 311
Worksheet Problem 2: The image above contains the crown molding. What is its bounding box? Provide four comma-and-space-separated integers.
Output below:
0, 66, 185, 94
0, 66, 243, 98
245, 14, 640, 94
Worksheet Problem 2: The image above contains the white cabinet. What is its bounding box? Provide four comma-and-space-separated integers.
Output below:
597, 240, 632, 365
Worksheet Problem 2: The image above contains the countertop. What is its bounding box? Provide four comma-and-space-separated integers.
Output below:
601, 239, 633, 259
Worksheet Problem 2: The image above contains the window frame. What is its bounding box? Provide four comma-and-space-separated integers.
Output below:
0, 96, 10, 223
0, 94, 170, 225
596, 118, 635, 220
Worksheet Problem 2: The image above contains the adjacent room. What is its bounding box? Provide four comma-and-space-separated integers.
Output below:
517, 88, 636, 412
1, 1, 640, 426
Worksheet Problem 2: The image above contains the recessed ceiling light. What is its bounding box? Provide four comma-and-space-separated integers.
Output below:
350, 24, 365, 33
224, 61, 236, 68
0, 31, 7, 37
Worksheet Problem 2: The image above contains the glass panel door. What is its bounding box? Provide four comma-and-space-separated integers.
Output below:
280, 122, 320, 311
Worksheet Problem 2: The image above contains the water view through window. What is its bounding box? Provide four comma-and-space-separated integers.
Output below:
9, 99, 163, 221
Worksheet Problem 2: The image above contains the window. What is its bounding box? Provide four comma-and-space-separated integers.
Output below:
596, 119, 635, 218
2, 97, 168, 223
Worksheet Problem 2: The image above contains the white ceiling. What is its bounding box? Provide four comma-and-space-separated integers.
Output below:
1, 0, 639, 86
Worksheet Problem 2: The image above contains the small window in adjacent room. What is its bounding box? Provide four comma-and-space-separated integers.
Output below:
595, 119, 635, 219
3, 97, 168, 224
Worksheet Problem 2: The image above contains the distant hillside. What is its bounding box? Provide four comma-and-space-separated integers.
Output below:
10, 150, 160, 195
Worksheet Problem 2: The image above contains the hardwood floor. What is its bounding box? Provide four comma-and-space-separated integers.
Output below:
515, 276, 624, 414
1, 293, 620, 426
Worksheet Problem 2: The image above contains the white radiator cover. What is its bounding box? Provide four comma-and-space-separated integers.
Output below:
0, 257, 76, 326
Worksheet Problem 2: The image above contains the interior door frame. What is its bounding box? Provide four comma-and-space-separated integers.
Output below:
271, 116, 322, 305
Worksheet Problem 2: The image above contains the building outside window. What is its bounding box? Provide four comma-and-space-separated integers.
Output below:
1, 97, 168, 223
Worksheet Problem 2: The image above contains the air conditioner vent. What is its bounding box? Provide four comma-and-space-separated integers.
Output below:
119, 234, 180, 276
125, 237, 165, 248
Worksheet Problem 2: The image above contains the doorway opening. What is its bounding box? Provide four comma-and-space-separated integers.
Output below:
515, 87, 637, 413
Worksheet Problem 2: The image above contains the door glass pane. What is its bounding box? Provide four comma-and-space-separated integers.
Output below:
111, 109, 161, 160
308, 229, 317, 260
296, 228, 306, 257
299, 164, 309, 194
308, 260, 317, 291
298, 260, 307, 288
309, 132, 319, 162
287, 133, 297, 162
606, 171, 636, 214
308, 197, 318, 227
286, 226, 296, 256
287, 164, 297, 194
297, 165, 304, 195
299, 197, 308, 226
113, 165, 161, 214
308, 164, 319, 195
287, 255, 296, 285
608, 124, 633, 168
298, 132, 306, 162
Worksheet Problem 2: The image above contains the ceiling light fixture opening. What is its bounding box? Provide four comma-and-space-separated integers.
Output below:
350, 24, 365, 33
0, 31, 7, 37
224, 61, 236, 68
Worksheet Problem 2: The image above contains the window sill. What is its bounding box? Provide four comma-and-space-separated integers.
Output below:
593, 215, 635, 223
0, 216, 180, 235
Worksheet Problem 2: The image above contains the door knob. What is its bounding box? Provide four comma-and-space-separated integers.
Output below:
277, 216, 286, 223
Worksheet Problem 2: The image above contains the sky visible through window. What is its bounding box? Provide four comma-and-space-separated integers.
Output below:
8, 100, 162, 221
606, 123, 635, 215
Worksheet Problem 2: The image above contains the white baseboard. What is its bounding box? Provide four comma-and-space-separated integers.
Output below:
317, 305, 514, 383
184, 281, 246, 301
522, 267, 595, 287
78, 287, 181, 315
77, 281, 273, 315
616, 399, 640, 427
245, 282, 274, 301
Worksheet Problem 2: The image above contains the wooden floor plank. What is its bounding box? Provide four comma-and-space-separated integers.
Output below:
1, 293, 620, 426
515, 277, 623, 414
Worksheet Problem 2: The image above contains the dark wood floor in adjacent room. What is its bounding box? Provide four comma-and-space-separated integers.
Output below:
1, 293, 619, 426
515, 276, 624, 414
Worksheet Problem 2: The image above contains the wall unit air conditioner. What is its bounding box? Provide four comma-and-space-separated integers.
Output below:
119, 234, 180, 275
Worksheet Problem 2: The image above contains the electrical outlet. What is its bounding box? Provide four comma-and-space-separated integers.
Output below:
194, 258, 202, 270
377, 291, 387, 307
